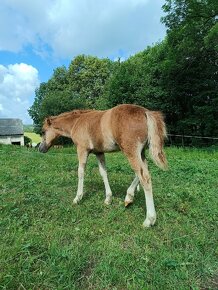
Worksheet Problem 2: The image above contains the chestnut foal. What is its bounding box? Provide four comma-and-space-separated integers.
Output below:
39, 104, 167, 227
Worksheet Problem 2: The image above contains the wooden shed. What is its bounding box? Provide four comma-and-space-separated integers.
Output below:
0, 118, 24, 146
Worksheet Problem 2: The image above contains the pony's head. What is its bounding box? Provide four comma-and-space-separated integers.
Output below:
39, 117, 60, 153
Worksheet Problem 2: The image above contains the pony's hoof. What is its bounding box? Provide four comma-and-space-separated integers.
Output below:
104, 198, 112, 205
73, 198, 79, 205
142, 216, 156, 228
124, 200, 133, 207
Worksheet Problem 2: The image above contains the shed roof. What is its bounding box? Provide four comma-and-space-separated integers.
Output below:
0, 119, 24, 136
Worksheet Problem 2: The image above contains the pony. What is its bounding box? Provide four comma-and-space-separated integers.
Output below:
39, 104, 167, 227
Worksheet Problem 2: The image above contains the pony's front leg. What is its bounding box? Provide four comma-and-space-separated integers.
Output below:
73, 147, 89, 204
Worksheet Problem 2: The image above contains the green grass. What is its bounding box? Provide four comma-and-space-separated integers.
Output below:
24, 132, 41, 143
23, 125, 34, 133
0, 145, 217, 289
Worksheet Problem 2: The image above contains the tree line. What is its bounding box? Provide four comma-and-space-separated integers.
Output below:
29, 0, 218, 143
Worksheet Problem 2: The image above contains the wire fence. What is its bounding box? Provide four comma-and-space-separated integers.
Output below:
0, 134, 218, 157
166, 134, 218, 147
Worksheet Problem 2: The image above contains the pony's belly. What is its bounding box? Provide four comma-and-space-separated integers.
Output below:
103, 141, 119, 152
103, 137, 120, 152
89, 137, 119, 153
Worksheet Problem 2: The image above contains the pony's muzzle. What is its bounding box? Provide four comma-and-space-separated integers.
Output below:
39, 142, 48, 153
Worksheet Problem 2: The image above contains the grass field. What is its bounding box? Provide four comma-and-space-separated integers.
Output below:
24, 132, 41, 144
0, 145, 217, 289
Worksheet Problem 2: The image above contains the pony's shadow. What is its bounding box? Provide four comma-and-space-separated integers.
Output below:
82, 177, 144, 208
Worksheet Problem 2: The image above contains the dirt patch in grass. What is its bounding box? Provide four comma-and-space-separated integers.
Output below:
201, 273, 218, 290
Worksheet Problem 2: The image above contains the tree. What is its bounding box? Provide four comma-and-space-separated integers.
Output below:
28, 66, 85, 134
68, 55, 114, 108
28, 82, 48, 134
29, 56, 114, 133
161, 0, 218, 136
106, 42, 169, 113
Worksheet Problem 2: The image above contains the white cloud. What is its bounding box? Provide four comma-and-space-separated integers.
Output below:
0, 63, 39, 124
0, 0, 165, 59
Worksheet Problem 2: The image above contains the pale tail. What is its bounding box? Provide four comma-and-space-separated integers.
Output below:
145, 111, 168, 170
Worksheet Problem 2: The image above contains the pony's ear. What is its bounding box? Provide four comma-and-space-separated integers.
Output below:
46, 117, 52, 126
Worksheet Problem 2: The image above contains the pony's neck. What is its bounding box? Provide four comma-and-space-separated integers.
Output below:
52, 114, 79, 138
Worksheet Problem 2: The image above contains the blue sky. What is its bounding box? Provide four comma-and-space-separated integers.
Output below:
0, 0, 166, 124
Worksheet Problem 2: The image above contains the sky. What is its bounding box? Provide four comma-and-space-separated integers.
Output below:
0, 0, 166, 124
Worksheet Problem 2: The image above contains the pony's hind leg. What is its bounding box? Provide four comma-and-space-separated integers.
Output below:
96, 153, 112, 205
125, 175, 139, 206
125, 148, 156, 227
73, 147, 89, 204
124, 150, 144, 206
